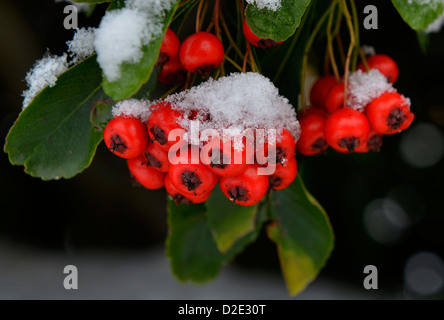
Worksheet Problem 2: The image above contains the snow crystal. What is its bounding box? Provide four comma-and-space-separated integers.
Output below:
22, 52, 69, 109
67, 27, 95, 64
94, 0, 174, 81
347, 69, 395, 112
165, 72, 300, 145
112, 99, 151, 122
246, 0, 282, 11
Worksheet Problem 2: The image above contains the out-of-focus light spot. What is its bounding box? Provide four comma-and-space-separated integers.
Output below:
399, 122, 444, 168
363, 198, 410, 245
387, 184, 425, 226
404, 252, 444, 297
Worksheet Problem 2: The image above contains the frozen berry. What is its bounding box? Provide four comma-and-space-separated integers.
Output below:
179, 31, 224, 77
127, 155, 164, 190
269, 157, 297, 190
104, 116, 148, 159
296, 113, 328, 155
365, 92, 414, 135
219, 165, 269, 206
357, 54, 399, 84
157, 28, 180, 66
242, 18, 283, 48
147, 102, 184, 152
325, 108, 370, 153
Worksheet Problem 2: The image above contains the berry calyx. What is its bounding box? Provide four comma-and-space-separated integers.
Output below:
158, 56, 187, 85
168, 149, 218, 197
219, 165, 269, 206
357, 54, 399, 84
325, 108, 370, 153
365, 91, 414, 135
296, 112, 328, 156
242, 18, 283, 48
269, 157, 298, 190
355, 130, 383, 153
147, 102, 184, 152
179, 31, 224, 77
143, 141, 169, 173
127, 155, 165, 190
103, 116, 148, 159
164, 175, 211, 204
157, 28, 180, 66
310, 76, 338, 109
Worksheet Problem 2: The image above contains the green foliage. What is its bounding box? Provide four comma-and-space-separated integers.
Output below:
392, 0, 443, 30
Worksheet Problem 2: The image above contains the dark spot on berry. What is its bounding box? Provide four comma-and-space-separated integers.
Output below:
269, 176, 282, 189
150, 126, 167, 145
228, 186, 249, 203
209, 149, 228, 169
257, 39, 280, 49
312, 138, 327, 152
156, 52, 169, 67
172, 193, 192, 205
367, 134, 383, 152
338, 137, 360, 152
166, 70, 187, 85
195, 64, 216, 78
276, 147, 287, 166
143, 152, 162, 168
109, 134, 127, 154
387, 107, 406, 130
181, 170, 202, 192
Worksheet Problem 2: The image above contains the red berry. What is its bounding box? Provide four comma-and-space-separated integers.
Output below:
255, 128, 295, 166
242, 18, 283, 48
147, 102, 184, 152
201, 137, 249, 177
325, 108, 370, 153
355, 130, 383, 153
298, 106, 329, 118
269, 157, 297, 190
296, 113, 328, 155
142, 141, 169, 173
365, 91, 414, 135
127, 155, 165, 190
219, 165, 269, 206
357, 54, 399, 84
158, 56, 187, 85
179, 31, 224, 77
165, 175, 211, 204
103, 116, 148, 159
168, 149, 218, 197
325, 82, 345, 114
310, 76, 338, 109
158, 28, 180, 66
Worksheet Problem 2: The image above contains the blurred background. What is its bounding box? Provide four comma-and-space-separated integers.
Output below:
0, 0, 443, 299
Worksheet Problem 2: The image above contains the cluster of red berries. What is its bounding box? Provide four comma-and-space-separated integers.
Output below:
296, 54, 415, 155
157, 28, 225, 85
103, 102, 298, 207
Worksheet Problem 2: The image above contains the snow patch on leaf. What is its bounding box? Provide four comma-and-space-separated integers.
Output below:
67, 27, 95, 64
112, 98, 151, 122
246, 0, 282, 11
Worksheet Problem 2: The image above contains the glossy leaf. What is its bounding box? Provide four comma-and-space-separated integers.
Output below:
392, 0, 443, 30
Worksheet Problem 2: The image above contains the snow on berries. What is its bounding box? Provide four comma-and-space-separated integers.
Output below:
103, 72, 300, 206
297, 53, 414, 155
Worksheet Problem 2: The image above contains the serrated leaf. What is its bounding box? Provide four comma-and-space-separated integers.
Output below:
101, 0, 180, 100
267, 175, 334, 296
4, 55, 110, 180
166, 197, 267, 283
392, 0, 443, 30
245, 0, 311, 42
207, 186, 259, 253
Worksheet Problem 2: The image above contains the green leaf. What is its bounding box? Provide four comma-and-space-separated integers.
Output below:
207, 186, 259, 253
4, 55, 110, 180
392, 0, 443, 30
166, 197, 267, 283
101, 1, 180, 101
245, 0, 311, 42
267, 175, 334, 296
